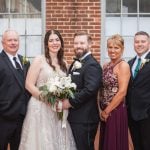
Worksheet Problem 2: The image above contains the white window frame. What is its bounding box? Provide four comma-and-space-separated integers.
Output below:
101, 0, 150, 64
0, 0, 45, 59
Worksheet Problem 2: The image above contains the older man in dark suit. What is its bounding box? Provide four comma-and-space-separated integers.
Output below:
62, 31, 102, 150
126, 31, 150, 150
0, 29, 30, 150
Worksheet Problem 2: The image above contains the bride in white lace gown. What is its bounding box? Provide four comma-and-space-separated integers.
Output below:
19, 30, 76, 150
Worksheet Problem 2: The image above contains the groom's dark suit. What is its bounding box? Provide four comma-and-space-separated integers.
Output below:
0, 50, 31, 150
126, 52, 150, 150
68, 54, 102, 150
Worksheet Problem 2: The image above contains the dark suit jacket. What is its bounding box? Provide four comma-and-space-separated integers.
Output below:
0, 50, 31, 120
68, 54, 102, 123
126, 52, 150, 121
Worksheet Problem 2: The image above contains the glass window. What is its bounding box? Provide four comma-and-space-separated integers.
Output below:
102, 0, 150, 63
123, 0, 137, 13
122, 16, 138, 36
105, 17, 121, 36
106, 0, 121, 13
139, 16, 150, 33
0, 0, 41, 15
0, 0, 42, 59
140, 0, 150, 13
0, 0, 8, 13
27, 0, 41, 13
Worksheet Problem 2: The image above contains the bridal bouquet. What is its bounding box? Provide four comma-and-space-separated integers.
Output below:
39, 75, 76, 121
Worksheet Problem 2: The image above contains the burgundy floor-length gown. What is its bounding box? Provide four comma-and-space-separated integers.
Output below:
99, 60, 129, 150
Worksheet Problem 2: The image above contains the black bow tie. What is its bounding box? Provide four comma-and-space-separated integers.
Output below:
73, 57, 80, 62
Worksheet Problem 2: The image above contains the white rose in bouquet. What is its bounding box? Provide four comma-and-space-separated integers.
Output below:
39, 75, 77, 121
49, 84, 57, 93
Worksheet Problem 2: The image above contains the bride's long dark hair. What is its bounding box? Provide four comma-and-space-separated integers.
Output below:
44, 29, 67, 73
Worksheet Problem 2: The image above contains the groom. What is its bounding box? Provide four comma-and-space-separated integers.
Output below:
62, 31, 102, 150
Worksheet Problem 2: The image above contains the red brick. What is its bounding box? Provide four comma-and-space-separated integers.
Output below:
46, 0, 101, 64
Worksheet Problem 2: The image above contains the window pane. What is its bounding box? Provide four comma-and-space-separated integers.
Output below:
0, 0, 8, 13
139, 16, 150, 33
26, 36, 42, 57
10, 16, 26, 35
106, 0, 121, 13
123, 37, 136, 60
10, 0, 25, 13
105, 17, 121, 36
123, 0, 137, 13
26, 0, 41, 13
140, 0, 150, 13
0, 0, 42, 59
26, 18, 42, 35
0, 18, 9, 34
104, 0, 150, 63
103, 37, 109, 64
19, 36, 26, 56
122, 16, 137, 36
9, 0, 42, 14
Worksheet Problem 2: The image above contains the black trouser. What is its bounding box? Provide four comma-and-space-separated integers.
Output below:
128, 115, 150, 150
0, 115, 24, 150
70, 122, 98, 150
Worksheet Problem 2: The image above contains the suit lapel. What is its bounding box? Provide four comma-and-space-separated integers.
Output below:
18, 55, 27, 78
136, 52, 150, 76
81, 53, 92, 63
68, 61, 75, 74
1, 51, 24, 89
140, 52, 150, 71
145, 51, 150, 59
69, 54, 92, 75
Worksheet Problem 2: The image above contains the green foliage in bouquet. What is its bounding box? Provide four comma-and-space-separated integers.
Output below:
39, 75, 76, 120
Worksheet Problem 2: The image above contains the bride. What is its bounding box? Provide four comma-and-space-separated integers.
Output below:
19, 30, 76, 150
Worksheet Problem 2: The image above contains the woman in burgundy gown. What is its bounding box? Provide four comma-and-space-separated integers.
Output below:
99, 34, 131, 150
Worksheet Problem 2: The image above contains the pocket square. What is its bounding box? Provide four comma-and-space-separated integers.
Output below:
73, 72, 80, 75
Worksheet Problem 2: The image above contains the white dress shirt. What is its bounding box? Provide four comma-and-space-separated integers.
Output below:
5, 52, 23, 69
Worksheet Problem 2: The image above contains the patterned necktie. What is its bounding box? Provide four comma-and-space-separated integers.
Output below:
133, 58, 141, 78
13, 57, 22, 70
13, 57, 24, 83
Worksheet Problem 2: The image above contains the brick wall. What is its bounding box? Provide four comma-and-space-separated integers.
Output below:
46, 0, 101, 64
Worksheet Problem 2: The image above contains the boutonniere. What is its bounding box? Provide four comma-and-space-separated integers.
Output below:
72, 61, 82, 70
140, 58, 150, 69
22, 56, 29, 65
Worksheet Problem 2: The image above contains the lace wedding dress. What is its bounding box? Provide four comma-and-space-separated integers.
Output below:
19, 55, 76, 150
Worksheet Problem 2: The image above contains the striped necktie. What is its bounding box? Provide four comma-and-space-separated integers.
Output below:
13, 57, 22, 70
